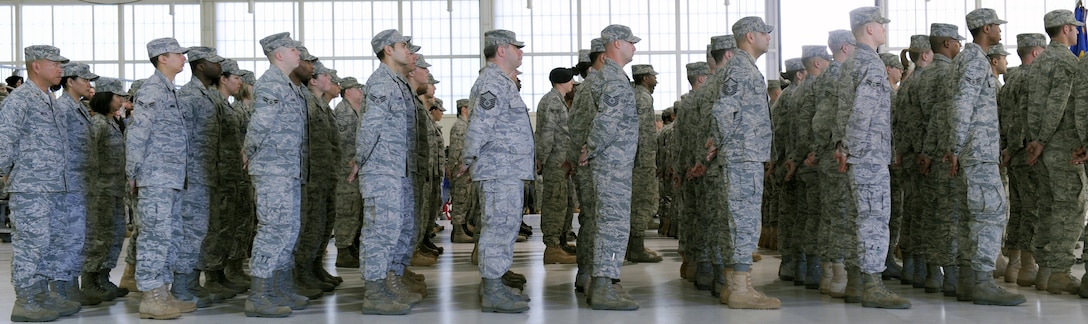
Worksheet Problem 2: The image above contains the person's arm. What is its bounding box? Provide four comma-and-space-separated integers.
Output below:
585, 78, 633, 160
951, 53, 988, 156
462, 87, 500, 168
0, 95, 28, 176
535, 94, 556, 166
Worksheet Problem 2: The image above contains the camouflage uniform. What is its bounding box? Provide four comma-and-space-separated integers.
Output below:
333, 96, 363, 250
464, 58, 535, 279
448, 111, 480, 230
892, 39, 926, 265
920, 51, 961, 268
298, 86, 340, 269
56, 88, 95, 280
772, 70, 800, 267
0, 47, 70, 290
570, 65, 602, 277
85, 112, 127, 273
178, 67, 222, 274
630, 70, 658, 245
535, 88, 574, 248
811, 53, 851, 265
411, 88, 436, 254
837, 42, 893, 274
206, 81, 246, 270
998, 43, 1036, 254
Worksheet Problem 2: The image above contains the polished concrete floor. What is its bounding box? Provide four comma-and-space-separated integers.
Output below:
1, 214, 1086, 323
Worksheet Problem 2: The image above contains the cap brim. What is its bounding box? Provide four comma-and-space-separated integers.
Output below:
84, 73, 100, 81
512, 41, 526, 48
995, 18, 1008, 25
409, 44, 421, 53
1074, 20, 1087, 26
877, 17, 891, 24
49, 55, 70, 63
626, 36, 642, 44
955, 35, 967, 41
762, 25, 775, 33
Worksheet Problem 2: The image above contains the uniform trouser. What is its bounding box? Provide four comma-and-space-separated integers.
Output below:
125, 189, 139, 265
541, 165, 571, 247
630, 166, 659, 239
817, 151, 851, 264
762, 166, 779, 231
706, 170, 731, 265
478, 179, 525, 279
796, 169, 821, 255
889, 165, 905, 254
899, 158, 921, 256
1004, 164, 1036, 251
203, 182, 241, 271
847, 163, 891, 274
658, 174, 672, 227
334, 183, 363, 250
574, 165, 598, 274
451, 175, 480, 227
674, 177, 688, 257
1033, 149, 1087, 270
249, 176, 302, 279
45, 192, 87, 280
179, 183, 212, 272
231, 182, 257, 261
9, 192, 66, 289
591, 160, 634, 278
135, 187, 183, 291
683, 177, 706, 262
359, 174, 415, 281
958, 163, 1009, 272
297, 184, 335, 266
777, 170, 798, 257
412, 174, 437, 252
725, 161, 763, 267
923, 161, 964, 266
84, 194, 126, 272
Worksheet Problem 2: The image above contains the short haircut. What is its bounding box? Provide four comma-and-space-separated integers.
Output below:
1045, 25, 1063, 38
89, 91, 115, 116
483, 44, 499, 59
711, 49, 729, 63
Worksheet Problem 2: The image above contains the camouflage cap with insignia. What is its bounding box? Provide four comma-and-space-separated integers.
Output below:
930, 23, 966, 40
61, 62, 99, 81
784, 58, 804, 72
686, 62, 711, 77
590, 38, 606, 54
128, 79, 145, 97
456, 99, 469, 108
987, 44, 1011, 57
578, 49, 590, 63
371, 29, 412, 54
601, 24, 641, 44
802, 45, 832, 61
849, 6, 891, 29
187, 46, 226, 63
95, 77, 126, 96
428, 74, 440, 84
732, 16, 775, 36
239, 70, 256, 85
631, 64, 658, 76
146, 37, 189, 59
879, 53, 904, 70
220, 59, 242, 75
828, 30, 857, 50
259, 32, 302, 56
340, 77, 364, 90
433, 97, 446, 111
415, 54, 432, 68
1017, 33, 1047, 49
297, 46, 319, 62
711, 35, 737, 50
1045, 9, 1084, 28
485, 29, 526, 48
966, 8, 1007, 30
909, 34, 931, 52
24, 45, 69, 63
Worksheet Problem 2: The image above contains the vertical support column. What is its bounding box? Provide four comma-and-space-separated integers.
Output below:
764, 0, 781, 81
118, 4, 126, 80
480, 0, 496, 66
202, 0, 217, 47
675, 0, 682, 99
877, 0, 889, 52
14, 1, 22, 66
298, 0, 306, 43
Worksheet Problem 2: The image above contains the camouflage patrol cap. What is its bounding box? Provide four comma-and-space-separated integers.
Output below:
879, 53, 904, 70
297, 46, 318, 62
1044, 9, 1084, 28
220, 59, 242, 75
662, 107, 673, 118
909, 35, 931, 51
601, 24, 641, 44
632, 64, 658, 76
732, 16, 774, 36
313, 61, 335, 76
784, 58, 804, 72
578, 49, 591, 63
966, 8, 1007, 30
187, 46, 225, 63
146, 37, 189, 58
329, 70, 342, 83
239, 70, 256, 85
686, 62, 711, 77
339, 77, 363, 90
711, 35, 737, 50
128, 79, 145, 97
415, 54, 432, 68
95, 77, 126, 96
61, 62, 99, 81
767, 79, 783, 89
485, 29, 526, 48
24, 45, 69, 63
930, 23, 966, 40
434, 98, 446, 111
849, 7, 890, 29
590, 38, 606, 54
802, 45, 832, 61
456, 99, 469, 108
1017, 33, 1047, 48
828, 30, 857, 50
428, 74, 440, 84
407, 41, 421, 53
259, 32, 302, 55
987, 44, 1011, 56
371, 29, 412, 54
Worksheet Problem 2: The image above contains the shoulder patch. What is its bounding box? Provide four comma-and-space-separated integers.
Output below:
480, 91, 497, 110
260, 96, 279, 105
602, 93, 620, 107
369, 94, 387, 105
722, 77, 739, 96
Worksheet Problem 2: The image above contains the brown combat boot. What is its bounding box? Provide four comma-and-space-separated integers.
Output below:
139, 285, 182, 320
726, 270, 780, 309
119, 263, 138, 293
1046, 271, 1081, 295
543, 246, 576, 264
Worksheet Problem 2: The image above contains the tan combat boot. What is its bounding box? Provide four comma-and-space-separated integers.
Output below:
819, 261, 833, 294
1016, 251, 1038, 287
139, 285, 182, 320
119, 263, 138, 292
1046, 271, 1081, 295
1035, 267, 1052, 291
11, 281, 59, 322
718, 268, 734, 304
828, 263, 847, 298
726, 270, 780, 309
410, 250, 437, 267
543, 246, 576, 264
1004, 250, 1021, 283
860, 273, 911, 309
